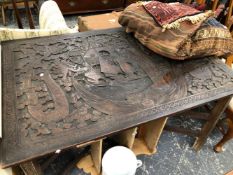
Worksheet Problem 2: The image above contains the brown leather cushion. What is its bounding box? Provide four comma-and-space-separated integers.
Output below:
118, 3, 233, 60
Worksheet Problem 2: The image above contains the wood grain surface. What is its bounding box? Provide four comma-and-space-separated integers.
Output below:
0, 28, 233, 168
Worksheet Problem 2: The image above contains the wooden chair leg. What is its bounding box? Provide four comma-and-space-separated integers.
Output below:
24, 0, 35, 29
226, 55, 233, 68
193, 97, 232, 151
212, 0, 219, 11
1, 5, 6, 26
33, 2, 39, 13
214, 107, 233, 152
11, 0, 23, 29
214, 125, 233, 152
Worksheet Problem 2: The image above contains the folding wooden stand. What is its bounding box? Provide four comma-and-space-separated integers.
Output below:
76, 117, 168, 175
113, 118, 168, 155
134, 118, 168, 155
77, 140, 103, 175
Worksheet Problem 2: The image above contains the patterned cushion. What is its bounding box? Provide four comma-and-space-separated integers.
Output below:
187, 18, 233, 58
118, 3, 233, 60
143, 1, 208, 31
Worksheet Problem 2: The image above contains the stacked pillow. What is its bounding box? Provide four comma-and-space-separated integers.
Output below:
118, 2, 233, 60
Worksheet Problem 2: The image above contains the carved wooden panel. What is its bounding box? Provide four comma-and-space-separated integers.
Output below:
1, 28, 233, 168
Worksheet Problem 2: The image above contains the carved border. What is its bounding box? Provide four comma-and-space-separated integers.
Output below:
1, 28, 233, 167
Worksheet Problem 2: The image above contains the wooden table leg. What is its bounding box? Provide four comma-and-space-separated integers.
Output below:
11, 0, 23, 29
24, 0, 35, 29
19, 160, 42, 175
193, 96, 232, 151
226, 55, 233, 68
33, 1, 39, 13
1, 5, 6, 26
214, 105, 233, 152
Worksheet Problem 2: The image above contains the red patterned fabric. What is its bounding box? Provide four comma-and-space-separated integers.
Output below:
143, 1, 201, 26
119, 3, 233, 60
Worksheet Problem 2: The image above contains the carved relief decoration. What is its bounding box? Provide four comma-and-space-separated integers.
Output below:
1, 28, 233, 167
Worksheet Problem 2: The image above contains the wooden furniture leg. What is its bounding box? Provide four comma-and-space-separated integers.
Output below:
225, 169, 233, 175
226, 55, 233, 68
113, 117, 167, 155
193, 96, 232, 151
214, 121, 233, 152
165, 125, 200, 137
33, 1, 39, 13
184, 0, 192, 4
23, 0, 35, 29
11, 0, 23, 29
214, 107, 233, 152
136, 117, 168, 154
131, 117, 167, 155
212, 0, 219, 11
225, 0, 233, 26
90, 140, 103, 174
77, 139, 103, 175
111, 127, 137, 149
19, 161, 42, 175
1, 5, 6, 26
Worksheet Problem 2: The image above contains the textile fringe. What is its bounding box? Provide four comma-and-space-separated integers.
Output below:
137, 1, 151, 6
194, 28, 232, 40
136, 1, 214, 32
162, 10, 214, 32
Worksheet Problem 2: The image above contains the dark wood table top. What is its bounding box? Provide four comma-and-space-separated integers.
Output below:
1, 28, 233, 168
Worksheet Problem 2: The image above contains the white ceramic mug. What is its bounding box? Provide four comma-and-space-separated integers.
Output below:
102, 146, 142, 175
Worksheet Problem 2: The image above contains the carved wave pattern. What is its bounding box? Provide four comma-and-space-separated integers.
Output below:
10, 32, 183, 142
11, 31, 233, 143
1, 29, 233, 167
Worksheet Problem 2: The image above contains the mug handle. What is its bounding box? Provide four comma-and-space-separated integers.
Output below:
136, 160, 142, 168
